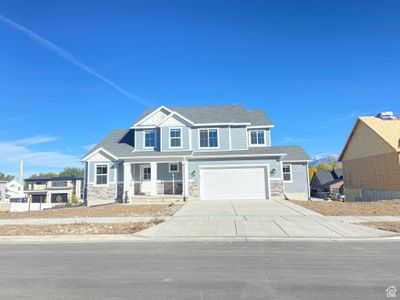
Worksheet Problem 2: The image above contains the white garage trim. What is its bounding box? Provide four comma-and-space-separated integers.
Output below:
199, 164, 271, 200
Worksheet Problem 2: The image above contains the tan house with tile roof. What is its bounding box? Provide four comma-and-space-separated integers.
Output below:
339, 115, 400, 201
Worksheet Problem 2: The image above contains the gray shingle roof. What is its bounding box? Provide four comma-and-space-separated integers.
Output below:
314, 170, 335, 186
82, 129, 310, 161
133, 104, 272, 126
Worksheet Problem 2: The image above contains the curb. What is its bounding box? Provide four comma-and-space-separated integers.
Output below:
0, 234, 399, 244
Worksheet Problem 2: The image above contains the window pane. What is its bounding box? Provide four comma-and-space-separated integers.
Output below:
283, 173, 291, 181
209, 129, 218, 147
96, 175, 107, 185
171, 138, 181, 147
143, 167, 151, 180
170, 129, 181, 147
145, 131, 155, 147
170, 129, 181, 138
251, 131, 257, 144
170, 164, 178, 172
200, 130, 209, 147
96, 165, 107, 175
257, 130, 265, 144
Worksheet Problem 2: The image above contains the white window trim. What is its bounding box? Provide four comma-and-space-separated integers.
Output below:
168, 163, 180, 173
169, 127, 183, 149
282, 164, 293, 183
94, 163, 109, 186
249, 129, 267, 147
198, 128, 220, 149
143, 130, 156, 149
140, 164, 152, 181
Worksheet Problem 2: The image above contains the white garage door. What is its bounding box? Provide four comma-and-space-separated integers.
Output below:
200, 167, 267, 200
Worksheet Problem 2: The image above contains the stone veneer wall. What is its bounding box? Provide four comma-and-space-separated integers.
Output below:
188, 181, 200, 200
270, 180, 284, 199
117, 183, 124, 201
157, 182, 183, 195
87, 183, 117, 206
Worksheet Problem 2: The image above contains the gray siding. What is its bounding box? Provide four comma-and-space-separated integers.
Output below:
191, 127, 230, 151
160, 126, 190, 151
230, 126, 248, 150
88, 161, 116, 184
188, 157, 282, 182
130, 163, 182, 181
135, 129, 160, 151
283, 163, 308, 193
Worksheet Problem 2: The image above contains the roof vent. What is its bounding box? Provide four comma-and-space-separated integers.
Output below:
376, 111, 399, 120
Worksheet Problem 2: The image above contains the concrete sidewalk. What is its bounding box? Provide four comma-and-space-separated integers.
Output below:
137, 200, 398, 239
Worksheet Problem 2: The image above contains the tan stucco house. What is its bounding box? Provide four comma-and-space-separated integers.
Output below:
339, 113, 400, 201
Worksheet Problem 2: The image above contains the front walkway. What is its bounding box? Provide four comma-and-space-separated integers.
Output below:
137, 200, 397, 239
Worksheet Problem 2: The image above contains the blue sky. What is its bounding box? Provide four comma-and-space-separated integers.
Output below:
0, 0, 399, 177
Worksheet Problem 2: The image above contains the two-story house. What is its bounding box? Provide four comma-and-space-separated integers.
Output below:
82, 105, 311, 206
24, 176, 83, 204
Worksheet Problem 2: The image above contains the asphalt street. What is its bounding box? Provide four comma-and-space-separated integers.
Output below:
0, 241, 399, 300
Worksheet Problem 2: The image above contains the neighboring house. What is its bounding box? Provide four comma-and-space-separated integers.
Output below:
24, 176, 83, 204
339, 112, 400, 201
0, 181, 7, 202
82, 104, 311, 206
310, 169, 344, 197
0, 180, 25, 202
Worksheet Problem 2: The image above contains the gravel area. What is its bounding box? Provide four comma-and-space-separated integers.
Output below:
291, 199, 400, 216
361, 222, 400, 233
0, 220, 163, 236
0, 203, 183, 219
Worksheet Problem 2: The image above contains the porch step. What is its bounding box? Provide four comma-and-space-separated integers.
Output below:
131, 195, 184, 203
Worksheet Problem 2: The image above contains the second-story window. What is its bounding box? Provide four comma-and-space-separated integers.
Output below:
51, 181, 67, 187
144, 130, 156, 148
250, 130, 265, 145
170, 128, 182, 148
199, 129, 219, 148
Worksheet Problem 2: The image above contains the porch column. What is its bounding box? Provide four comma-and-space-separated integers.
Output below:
183, 159, 189, 199
150, 162, 158, 196
123, 162, 133, 203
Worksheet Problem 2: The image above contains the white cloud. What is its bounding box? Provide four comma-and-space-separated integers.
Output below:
0, 136, 81, 176
0, 14, 152, 106
14, 135, 59, 146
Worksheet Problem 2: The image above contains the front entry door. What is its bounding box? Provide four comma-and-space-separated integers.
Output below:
140, 165, 152, 194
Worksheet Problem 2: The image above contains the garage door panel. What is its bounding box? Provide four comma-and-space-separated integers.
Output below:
200, 167, 267, 200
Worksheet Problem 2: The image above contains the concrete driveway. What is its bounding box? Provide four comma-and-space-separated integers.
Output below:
138, 200, 396, 239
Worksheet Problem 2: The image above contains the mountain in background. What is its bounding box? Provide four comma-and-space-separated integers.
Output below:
309, 153, 340, 167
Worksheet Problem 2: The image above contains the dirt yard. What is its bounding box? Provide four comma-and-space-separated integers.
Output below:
0, 220, 163, 236
291, 200, 400, 216
362, 222, 400, 233
0, 203, 183, 219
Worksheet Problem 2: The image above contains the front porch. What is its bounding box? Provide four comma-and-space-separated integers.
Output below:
122, 160, 190, 202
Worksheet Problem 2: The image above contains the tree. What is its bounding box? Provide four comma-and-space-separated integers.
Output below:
308, 166, 318, 181
328, 156, 342, 170
316, 162, 331, 171
29, 172, 59, 179
29, 167, 84, 179
59, 167, 84, 177
0, 172, 14, 181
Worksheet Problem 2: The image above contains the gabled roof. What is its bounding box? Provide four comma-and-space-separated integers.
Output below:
312, 169, 343, 187
81, 129, 135, 160
133, 104, 273, 127
313, 170, 335, 186
339, 116, 400, 161
332, 168, 343, 179
81, 129, 310, 161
